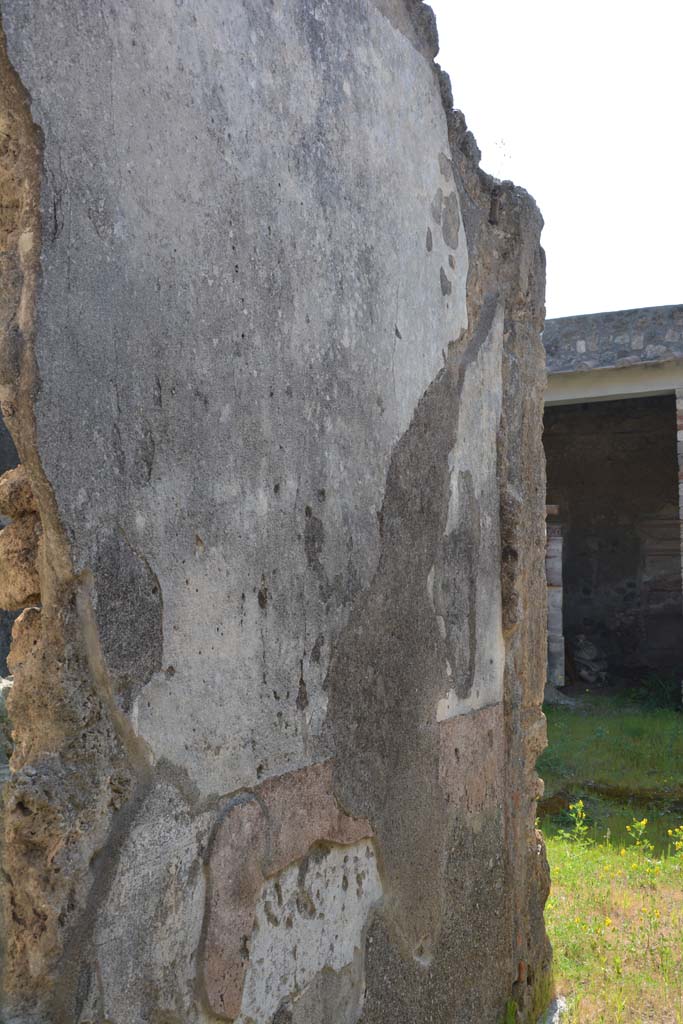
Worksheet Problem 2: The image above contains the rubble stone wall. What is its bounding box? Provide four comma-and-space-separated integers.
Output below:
544, 304, 683, 375
0, 2, 549, 1022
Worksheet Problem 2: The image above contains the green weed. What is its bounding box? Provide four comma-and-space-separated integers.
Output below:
503, 998, 518, 1024
556, 799, 591, 846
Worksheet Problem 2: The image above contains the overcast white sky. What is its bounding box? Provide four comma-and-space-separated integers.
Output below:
429, 0, 683, 319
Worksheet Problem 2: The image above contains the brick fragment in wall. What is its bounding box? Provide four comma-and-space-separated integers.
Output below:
437, 703, 505, 817
202, 760, 374, 1020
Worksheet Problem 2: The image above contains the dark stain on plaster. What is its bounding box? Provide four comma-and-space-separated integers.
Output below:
91, 529, 162, 710
430, 187, 443, 225
500, 489, 523, 635
310, 634, 324, 664
296, 661, 309, 711
131, 417, 155, 485
326, 294, 498, 958
426, 227, 433, 252
439, 268, 452, 296
304, 506, 325, 576
441, 191, 460, 250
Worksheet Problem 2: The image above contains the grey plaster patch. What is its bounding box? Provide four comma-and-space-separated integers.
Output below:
327, 296, 500, 959
79, 784, 211, 1024
276, 956, 366, 1024
359, 810, 510, 1021
438, 152, 454, 180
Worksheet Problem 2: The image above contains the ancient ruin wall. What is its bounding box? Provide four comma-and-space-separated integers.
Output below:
0, 2, 549, 1022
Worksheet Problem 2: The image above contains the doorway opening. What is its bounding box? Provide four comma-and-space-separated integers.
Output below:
544, 393, 683, 697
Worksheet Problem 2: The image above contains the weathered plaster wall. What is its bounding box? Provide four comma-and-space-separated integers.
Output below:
544, 395, 683, 679
0, 2, 549, 1022
544, 304, 683, 375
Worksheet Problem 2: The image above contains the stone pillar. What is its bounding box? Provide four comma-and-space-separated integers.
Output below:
0, 4, 550, 1022
546, 506, 565, 688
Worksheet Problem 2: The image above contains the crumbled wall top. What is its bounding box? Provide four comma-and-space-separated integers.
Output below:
544, 304, 683, 374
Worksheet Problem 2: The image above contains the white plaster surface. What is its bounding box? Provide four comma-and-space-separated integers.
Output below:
237, 841, 381, 1022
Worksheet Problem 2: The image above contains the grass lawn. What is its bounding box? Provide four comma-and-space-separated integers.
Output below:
540, 697, 683, 850
539, 695, 683, 1022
